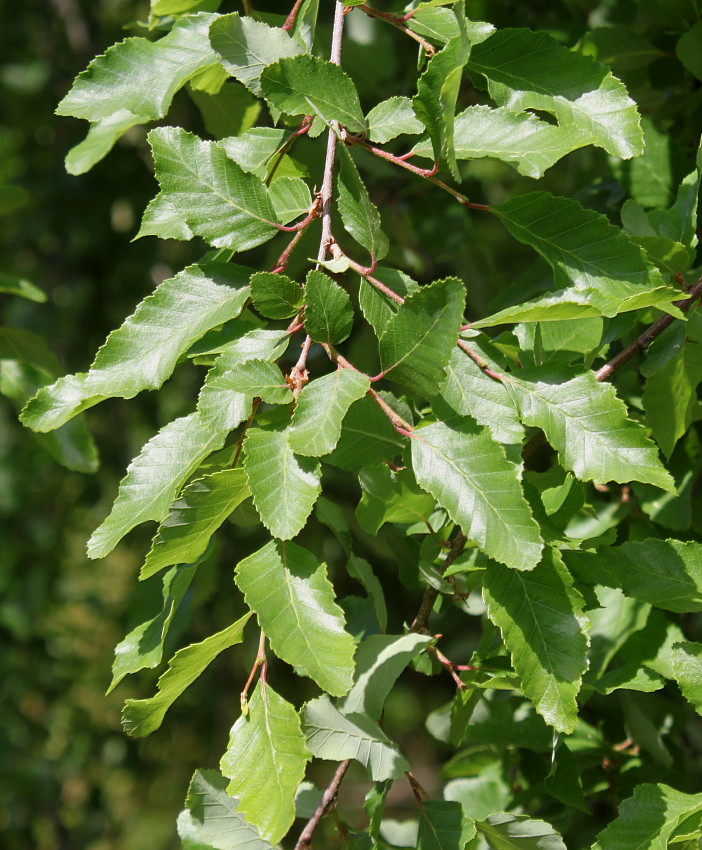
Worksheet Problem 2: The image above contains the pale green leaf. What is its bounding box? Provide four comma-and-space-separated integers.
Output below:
148, 127, 280, 251
209, 13, 305, 97
110, 563, 197, 692
304, 269, 354, 345
411, 419, 543, 570
136, 192, 195, 241
122, 612, 251, 737
413, 36, 470, 180
418, 800, 476, 850
65, 109, 142, 176
88, 413, 227, 559
261, 55, 366, 133
483, 548, 589, 733
359, 268, 419, 338
379, 278, 465, 397
289, 369, 370, 457
269, 176, 312, 224
565, 539, 702, 614
141, 468, 250, 581
235, 540, 355, 695
243, 427, 321, 540
220, 681, 310, 844
250, 270, 304, 319
593, 784, 702, 850
57, 14, 219, 166
476, 813, 567, 850
438, 347, 523, 445
337, 146, 388, 262
509, 369, 675, 490
177, 769, 273, 850
413, 105, 597, 179
366, 96, 424, 144
302, 695, 408, 781
671, 641, 702, 714
468, 28, 644, 159
339, 633, 433, 720
20, 373, 101, 433
216, 359, 292, 404
479, 193, 680, 325
0, 272, 46, 303
220, 127, 287, 179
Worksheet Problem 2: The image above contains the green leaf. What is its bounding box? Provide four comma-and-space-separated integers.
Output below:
325, 395, 405, 470
366, 96, 424, 144
644, 341, 702, 458
480, 193, 679, 324
355, 464, 437, 535
302, 695, 408, 781
468, 28, 644, 159
411, 419, 543, 571
20, 373, 100, 433
189, 82, 261, 140
671, 641, 702, 713
413, 35, 469, 180
509, 369, 675, 490
483, 548, 589, 733
269, 176, 312, 224
220, 127, 287, 179
337, 146, 388, 262
136, 192, 194, 241
57, 14, 219, 167
677, 21, 702, 82
250, 271, 304, 319
379, 278, 465, 397
141, 468, 250, 581
109, 563, 197, 692
304, 269, 354, 345
594, 784, 702, 850
235, 540, 355, 695
438, 346, 523, 445
289, 369, 370, 457
0, 272, 46, 303
476, 813, 567, 850
88, 413, 227, 559
0, 328, 60, 375
413, 105, 596, 179
564, 539, 702, 614
148, 128, 280, 251
339, 633, 433, 719
243, 427, 321, 540
177, 769, 273, 850
261, 55, 366, 132
209, 13, 305, 97
217, 359, 292, 404
418, 800, 476, 850
346, 555, 388, 634
122, 612, 251, 737
220, 680, 310, 844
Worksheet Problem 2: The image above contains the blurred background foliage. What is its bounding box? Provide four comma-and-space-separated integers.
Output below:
1, 0, 701, 848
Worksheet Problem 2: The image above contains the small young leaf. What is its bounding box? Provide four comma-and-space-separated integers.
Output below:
476, 813, 567, 850
337, 145, 388, 262
269, 176, 312, 224
209, 13, 305, 97
88, 414, 227, 560
483, 548, 589, 734
140, 468, 250, 581
379, 278, 465, 397
243, 428, 321, 540
122, 612, 251, 737
355, 465, 437, 535
302, 695, 408, 781
411, 419, 543, 570
235, 540, 356, 695
671, 642, 702, 714
261, 55, 366, 132
304, 269, 354, 345
366, 96, 424, 144
220, 127, 287, 178
217, 359, 292, 404
289, 369, 370, 457
417, 800, 476, 850
220, 681, 310, 844
177, 769, 273, 850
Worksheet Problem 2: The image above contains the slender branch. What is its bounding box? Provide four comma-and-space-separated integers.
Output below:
457, 339, 506, 382
289, 335, 313, 397
240, 630, 266, 714
282, 0, 305, 31
595, 278, 702, 381
266, 116, 313, 186
410, 529, 468, 633
345, 255, 405, 304
368, 388, 413, 432
270, 195, 322, 273
293, 760, 351, 850
232, 399, 261, 467
355, 4, 436, 55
